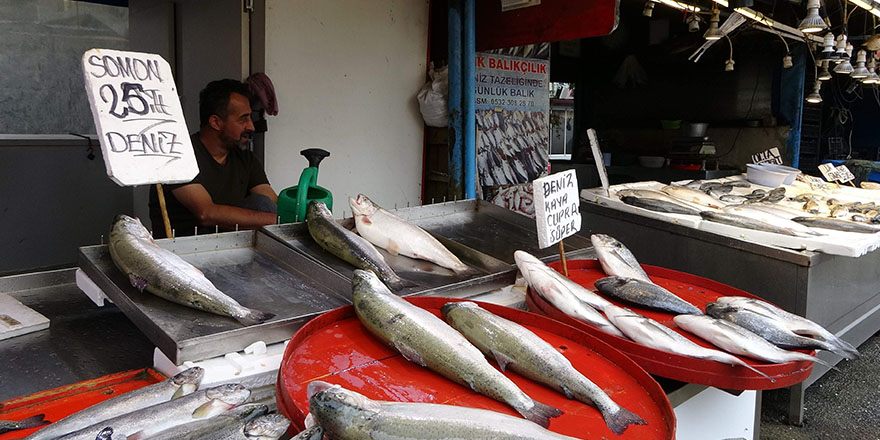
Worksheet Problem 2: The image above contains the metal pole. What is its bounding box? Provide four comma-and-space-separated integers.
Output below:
463, 0, 476, 199
448, 0, 463, 200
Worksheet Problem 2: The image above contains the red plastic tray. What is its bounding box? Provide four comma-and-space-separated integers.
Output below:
526, 259, 814, 390
276, 297, 675, 439
0, 369, 166, 440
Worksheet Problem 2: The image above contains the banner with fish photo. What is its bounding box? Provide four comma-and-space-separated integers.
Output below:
476, 52, 550, 210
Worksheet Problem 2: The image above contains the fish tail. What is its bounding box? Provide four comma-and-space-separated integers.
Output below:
733, 358, 776, 383
236, 309, 276, 326
602, 407, 647, 435
17, 414, 50, 429
824, 335, 860, 359
519, 400, 563, 428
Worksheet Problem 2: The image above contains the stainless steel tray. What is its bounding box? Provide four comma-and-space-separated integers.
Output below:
78, 230, 352, 364
387, 199, 593, 264
262, 218, 513, 297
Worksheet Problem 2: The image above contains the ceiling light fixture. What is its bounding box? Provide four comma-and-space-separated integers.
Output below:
852, 50, 871, 78
833, 34, 849, 62
687, 13, 703, 32
834, 41, 854, 74
818, 62, 832, 80
656, 0, 701, 13
863, 57, 880, 84
735, 7, 775, 27
643, 0, 655, 17
849, 0, 880, 18
818, 33, 836, 62
805, 80, 823, 103
799, 0, 828, 33
725, 34, 735, 71
704, 9, 724, 40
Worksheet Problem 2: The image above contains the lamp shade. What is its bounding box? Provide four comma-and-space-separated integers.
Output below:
852, 50, 870, 78
805, 81, 822, 104
704, 10, 723, 40
799, 0, 827, 33
818, 33, 835, 61
818, 63, 832, 80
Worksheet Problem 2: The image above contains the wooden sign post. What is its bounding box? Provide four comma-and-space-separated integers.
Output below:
533, 169, 582, 276
587, 128, 610, 197
81, 49, 198, 238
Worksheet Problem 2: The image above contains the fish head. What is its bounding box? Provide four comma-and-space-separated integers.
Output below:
205, 383, 250, 405
306, 201, 332, 221
440, 301, 479, 320
593, 276, 627, 291
308, 381, 380, 437
351, 269, 391, 299
705, 302, 737, 318
243, 414, 291, 440
171, 366, 205, 399
349, 194, 379, 217
112, 215, 152, 241
290, 425, 324, 440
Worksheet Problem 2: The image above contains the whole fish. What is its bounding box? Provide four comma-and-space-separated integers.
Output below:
352, 269, 562, 427
24, 367, 204, 440
700, 211, 799, 236
349, 194, 469, 273
673, 315, 827, 366
308, 381, 579, 440
661, 185, 724, 208
0, 415, 49, 435
803, 199, 821, 214
719, 194, 748, 204
442, 302, 646, 435
620, 196, 702, 216
603, 305, 774, 381
238, 414, 290, 440
722, 206, 822, 236
109, 215, 274, 326
291, 425, 324, 440
144, 404, 268, 440
590, 234, 651, 283
749, 203, 814, 220
791, 216, 880, 233
715, 296, 859, 358
706, 303, 849, 361
861, 181, 880, 189
57, 384, 250, 440
514, 251, 622, 337
306, 201, 413, 290
594, 276, 703, 315
831, 205, 850, 218
617, 189, 711, 212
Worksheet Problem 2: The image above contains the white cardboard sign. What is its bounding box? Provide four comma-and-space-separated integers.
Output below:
533, 170, 582, 249
751, 147, 783, 165
818, 163, 855, 183
81, 49, 197, 186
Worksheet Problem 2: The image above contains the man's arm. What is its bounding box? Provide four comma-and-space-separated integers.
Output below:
249, 183, 278, 203
171, 183, 276, 230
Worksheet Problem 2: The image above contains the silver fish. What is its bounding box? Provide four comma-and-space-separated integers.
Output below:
831, 205, 850, 218
57, 384, 250, 440
352, 269, 562, 427
290, 426, 324, 440
603, 305, 774, 381
715, 296, 859, 358
700, 211, 799, 236
144, 404, 268, 440
109, 216, 274, 326
791, 217, 880, 233
661, 185, 724, 209
0, 415, 48, 436
719, 194, 749, 204
616, 189, 709, 212
803, 199, 821, 214
24, 367, 204, 440
594, 276, 703, 315
722, 206, 823, 236
705, 303, 850, 361
852, 214, 869, 223
307, 381, 579, 440
240, 414, 290, 440
349, 194, 468, 273
442, 302, 646, 435
620, 196, 702, 216
590, 234, 651, 283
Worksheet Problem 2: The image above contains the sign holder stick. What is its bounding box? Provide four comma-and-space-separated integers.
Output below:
155, 184, 173, 238
557, 241, 569, 276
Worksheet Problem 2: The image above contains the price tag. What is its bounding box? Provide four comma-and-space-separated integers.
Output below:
797, 173, 832, 191
817, 163, 837, 181
533, 170, 582, 249
834, 165, 855, 183
587, 128, 610, 197
81, 49, 197, 186
751, 147, 783, 165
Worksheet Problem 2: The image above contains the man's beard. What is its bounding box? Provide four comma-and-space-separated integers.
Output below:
220, 132, 250, 150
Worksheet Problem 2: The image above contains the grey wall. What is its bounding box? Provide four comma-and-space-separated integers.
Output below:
0, 141, 134, 275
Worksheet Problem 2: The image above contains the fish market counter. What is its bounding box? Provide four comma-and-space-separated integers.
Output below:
578, 198, 880, 424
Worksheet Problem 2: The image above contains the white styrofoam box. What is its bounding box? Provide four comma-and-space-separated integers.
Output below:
674, 388, 757, 440
0, 293, 49, 340
153, 340, 289, 390
76, 269, 113, 307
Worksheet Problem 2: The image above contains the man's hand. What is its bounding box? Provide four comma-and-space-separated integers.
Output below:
172, 184, 277, 230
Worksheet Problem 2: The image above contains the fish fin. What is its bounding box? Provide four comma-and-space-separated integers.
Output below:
192, 400, 232, 419
394, 342, 426, 366
15, 414, 49, 429
603, 407, 647, 435
490, 349, 514, 371
386, 240, 400, 255
128, 274, 148, 291
519, 400, 563, 428
236, 309, 275, 326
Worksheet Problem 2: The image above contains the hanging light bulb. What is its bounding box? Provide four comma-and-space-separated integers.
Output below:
805, 81, 823, 104
834, 40, 854, 74
687, 13, 702, 32
643, 0, 655, 17
799, 0, 827, 33
863, 57, 880, 84
783, 54, 793, 68
705, 9, 724, 40
725, 59, 736, 71
833, 34, 848, 62
818, 62, 832, 80
852, 49, 870, 78
818, 33, 836, 62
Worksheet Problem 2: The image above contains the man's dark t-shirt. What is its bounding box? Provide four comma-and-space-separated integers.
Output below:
149, 133, 270, 238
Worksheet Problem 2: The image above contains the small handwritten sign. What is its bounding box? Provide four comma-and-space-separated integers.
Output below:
752, 147, 783, 165
533, 170, 582, 249
818, 163, 855, 183
797, 173, 832, 191
81, 49, 197, 186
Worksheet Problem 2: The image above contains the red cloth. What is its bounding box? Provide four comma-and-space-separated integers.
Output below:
246, 72, 278, 116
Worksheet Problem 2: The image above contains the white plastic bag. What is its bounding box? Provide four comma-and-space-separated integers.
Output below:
417, 65, 448, 127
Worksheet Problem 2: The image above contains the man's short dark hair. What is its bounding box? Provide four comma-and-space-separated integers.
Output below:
199, 79, 252, 127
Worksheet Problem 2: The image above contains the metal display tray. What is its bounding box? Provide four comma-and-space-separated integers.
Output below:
369, 199, 593, 264
262, 217, 513, 297
78, 230, 352, 364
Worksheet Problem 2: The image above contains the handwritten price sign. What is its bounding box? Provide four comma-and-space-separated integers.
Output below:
81, 49, 197, 186
533, 170, 582, 249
